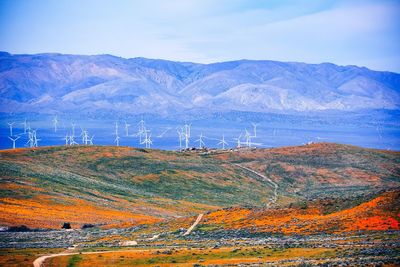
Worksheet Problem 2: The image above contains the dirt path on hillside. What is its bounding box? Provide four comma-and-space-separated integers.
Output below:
33, 248, 155, 267
33, 212, 204, 266
233, 163, 278, 207
183, 213, 203, 236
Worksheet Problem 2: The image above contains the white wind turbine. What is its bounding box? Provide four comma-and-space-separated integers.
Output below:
218, 134, 229, 149
64, 133, 70, 146
251, 123, 258, 137
89, 135, 94, 145
22, 119, 27, 134
8, 136, 20, 149
137, 118, 146, 142
182, 123, 191, 149
195, 133, 206, 149
115, 135, 120, 146
53, 116, 59, 132
114, 121, 120, 146
30, 129, 40, 147
7, 122, 15, 136
26, 130, 34, 148
177, 129, 183, 149
141, 130, 152, 148
233, 133, 242, 148
124, 121, 130, 136
81, 129, 89, 145
69, 122, 78, 145
244, 129, 252, 148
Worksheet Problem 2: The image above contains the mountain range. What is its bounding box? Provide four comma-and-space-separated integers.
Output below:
1, 51, 400, 115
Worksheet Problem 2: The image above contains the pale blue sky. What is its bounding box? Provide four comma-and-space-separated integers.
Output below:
0, 0, 399, 72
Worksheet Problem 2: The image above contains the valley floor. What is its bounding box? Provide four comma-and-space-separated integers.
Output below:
1, 231, 399, 266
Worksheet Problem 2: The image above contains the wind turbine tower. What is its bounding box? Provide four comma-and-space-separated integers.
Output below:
89, 135, 94, 145
69, 123, 78, 145
115, 135, 120, 146
244, 129, 252, 148
183, 124, 191, 149
8, 136, 20, 149
141, 130, 152, 148
137, 118, 146, 142
7, 122, 15, 136
64, 134, 69, 146
53, 116, 59, 132
124, 121, 130, 136
26, 130, 34, 148
23, 119, 27, 134
81, 129, 89, 145
218, 134, 229, 149
195, 133, 206, 149
234, 134, 242, 148
177, 130, 183, 149
251, 123, 258, 137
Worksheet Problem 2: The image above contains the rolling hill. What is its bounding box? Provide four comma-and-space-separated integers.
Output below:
1, 52, 400, 115
0, 143, 399, 229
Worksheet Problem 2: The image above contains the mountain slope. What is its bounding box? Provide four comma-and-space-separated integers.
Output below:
0, 143, 398, 229
1, 52, 399, 114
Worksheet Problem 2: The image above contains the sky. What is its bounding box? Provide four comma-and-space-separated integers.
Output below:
0, 0, 399, 72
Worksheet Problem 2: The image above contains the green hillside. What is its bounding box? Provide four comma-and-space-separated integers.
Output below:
0, 143, 399, 229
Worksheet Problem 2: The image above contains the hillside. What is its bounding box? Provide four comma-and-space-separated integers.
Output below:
127, 190, 399, 242
0, 143, 399, 230
1, 52, 400, 115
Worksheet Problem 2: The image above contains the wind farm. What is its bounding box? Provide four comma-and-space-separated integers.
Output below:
1, 0, 399, 266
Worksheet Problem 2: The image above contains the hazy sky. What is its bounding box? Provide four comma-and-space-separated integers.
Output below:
0, 0, 399, 72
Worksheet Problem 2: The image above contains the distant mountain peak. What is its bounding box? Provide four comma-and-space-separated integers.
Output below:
0, 52, 399, 115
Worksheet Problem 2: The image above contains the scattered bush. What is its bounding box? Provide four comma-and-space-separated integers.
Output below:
81, 223, 95, 229
62, 222, 71, 229
8, 225, 30, 232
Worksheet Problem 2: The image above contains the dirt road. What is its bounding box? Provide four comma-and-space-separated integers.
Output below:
183, 213, 203, 236
233, 163, 278, 207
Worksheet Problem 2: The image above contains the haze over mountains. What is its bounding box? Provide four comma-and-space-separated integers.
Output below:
1, 51, 400, 116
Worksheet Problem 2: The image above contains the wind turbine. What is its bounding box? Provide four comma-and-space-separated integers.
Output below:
177, 129, 183, 149
182, 123, 191, 149
22, 119, 27, 134
244, 129, 251, 148
64, 134, 70, 146
53, 116, 59, 132
251, 123, 258, 137
33, 130, 40, 147
195, 133, 206, 149
124, 121, 130, 136
81, 129, 89, 145
69, 122, 78, 145
233, 134, 242, 148
8, 136, 20, 149
115, 135, 120, 146
26, 130, 34, 148
137, 118, 146, 142
89, 135, 94, 145
7, 122, 15, 136
218, 134, 229, 149
141, 130, 152, 148
115, 121, 119, 136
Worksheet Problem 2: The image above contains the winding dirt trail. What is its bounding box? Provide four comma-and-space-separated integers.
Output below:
33, 213, 204, 266
233, 163, 278, 207
33, 248, 154, 267
183, 213, 203, 236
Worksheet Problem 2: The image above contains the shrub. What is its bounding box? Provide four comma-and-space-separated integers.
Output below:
8, 225, 30, 232
81, 223, 95, 229
62, 222, 71, 229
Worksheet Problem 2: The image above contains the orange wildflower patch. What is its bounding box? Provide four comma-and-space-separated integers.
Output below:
0, 195, 160, 229
201, 191, 400, 235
